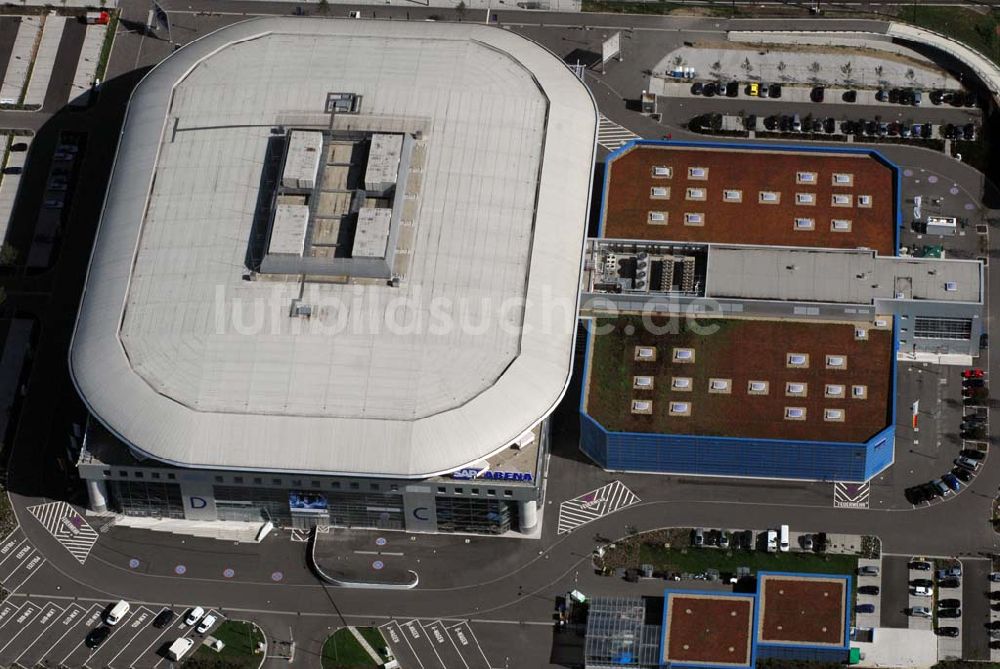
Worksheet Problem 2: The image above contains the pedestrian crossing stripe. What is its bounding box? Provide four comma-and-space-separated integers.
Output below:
25, 501, 99, 564
558, 480, 640, 534
597, 114, 641, 151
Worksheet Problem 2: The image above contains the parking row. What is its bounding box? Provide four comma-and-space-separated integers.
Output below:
0, 595, 222, 668
380, 619, 493, 669
905, 558, 963, 659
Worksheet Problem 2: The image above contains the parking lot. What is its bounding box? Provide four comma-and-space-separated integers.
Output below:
380, 619, 494, 669
0, 596, 224, 668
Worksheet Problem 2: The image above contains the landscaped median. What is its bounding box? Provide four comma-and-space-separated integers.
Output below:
595, 528, 859, 579
321, 627, 392, 668
185, 620, 265, 669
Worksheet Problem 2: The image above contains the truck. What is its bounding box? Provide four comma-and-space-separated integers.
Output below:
167, 637, 194, 661
84, 11, 111, 25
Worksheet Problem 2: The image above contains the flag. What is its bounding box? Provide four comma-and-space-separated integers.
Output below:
151, 1, 170, 36
911, 400, 919, 428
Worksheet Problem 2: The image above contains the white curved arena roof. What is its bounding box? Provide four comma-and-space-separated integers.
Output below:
70, 18, 597, 477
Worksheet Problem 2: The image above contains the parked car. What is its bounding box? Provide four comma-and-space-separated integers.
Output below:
810, 86, 825, 102
746, 82, 758, 96
800, 534, 814, 551
196, 614, 218, 634
85, 626, 111, 649
856, 603, 875, 613
990, 573, 1000, 583
691, 82, 704, 95
9, 142, 26, 152
909, 560, 932, 571
153, 609, 176, 629
910, 606, 932, 618
889, 88, 901, 104
2, 166, 21, 175
905, 487, 930, 504
823, 117, 836, 133
725, 82, 739, 97
939, 599, 961, 608
937, 566, 962, 579
705, 530, 719, 547
938, 608, 962, 618
955, 456, 981, 471
858, 585, 880, 595
692, 528, 704, 547
952, 467, 974, 483
932, 479, 951, 496
719, 531, 730, 549
184, 607, 205, 626
962, 368, 985, 379
942, 474, 961, 492
875, 89, 888, 102
963, 123, 977, 141
791, 114, 802, 132
703, 82, 717, 97
842, 90, 857, 103
963, 378, 985, 387
744, 115, 757, 131
981, 333, 989, 350
912, 586, 933, 597
939, 577, 961, 589
960, 448, 985, 460
858, 565, 879, 576
938, 626, 960, 637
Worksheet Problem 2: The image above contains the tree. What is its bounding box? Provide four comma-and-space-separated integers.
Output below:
710, 60, 722, 77
776, 60, 787, 81
808, 60, 822, 83
905, 67, 916, 81
456, 0, 467, 18
741, 56, 753, 75
874, 64, 884, 80
0, 244, 18, 267
317, 0, 330, 14
672, 54, 685, 69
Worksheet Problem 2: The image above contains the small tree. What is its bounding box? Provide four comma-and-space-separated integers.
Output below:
905, 67, 916, 81
317, 0, 330, 14
777, 60, 787, 81
456, 0, 467, 19
710, 60, 722, 76
808, 60, 822, 83
672, 54, 685, 69
874, 64, 884, 80
741, 56, 753, 75
0, 244, 18, 267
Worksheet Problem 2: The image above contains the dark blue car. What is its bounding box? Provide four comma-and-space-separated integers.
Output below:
942, 473, 961, 492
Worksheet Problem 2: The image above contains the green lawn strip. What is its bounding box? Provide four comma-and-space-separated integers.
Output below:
321, 627, 381, 669
902, 6, 1000, 67
188, 620, 265, 669
94, 11, 120, 83
636, 544, 857, 578
357, 627, 388, 658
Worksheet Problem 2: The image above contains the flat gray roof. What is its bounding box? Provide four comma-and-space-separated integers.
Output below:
70, 18, 597, 477
707, 246, 982, 304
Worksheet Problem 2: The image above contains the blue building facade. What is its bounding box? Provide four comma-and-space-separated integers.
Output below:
755, 572, 853, 664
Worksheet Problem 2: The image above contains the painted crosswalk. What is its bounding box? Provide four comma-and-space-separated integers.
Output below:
833, 481, 871, 509
26, 501, 99, 564
558, 481, 640, 534
598, 115, 640, 151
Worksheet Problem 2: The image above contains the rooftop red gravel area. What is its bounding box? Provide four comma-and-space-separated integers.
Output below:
585, 316, 892, 442
602, 145, 895, 255
664, 594, 754, 666
758, 575, 847, 646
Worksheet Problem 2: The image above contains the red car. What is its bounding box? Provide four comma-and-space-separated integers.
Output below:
963, 368, 985, 379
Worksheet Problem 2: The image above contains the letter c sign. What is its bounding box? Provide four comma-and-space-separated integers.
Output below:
412, 507, 429, 521
189, 496, 207, 509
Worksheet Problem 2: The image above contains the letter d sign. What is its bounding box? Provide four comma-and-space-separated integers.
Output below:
189, 496, 207, 509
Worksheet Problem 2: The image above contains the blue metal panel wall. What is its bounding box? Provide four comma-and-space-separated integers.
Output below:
755, 645, 850, 663
580, 412, 609, 468
863, 426, 895, 480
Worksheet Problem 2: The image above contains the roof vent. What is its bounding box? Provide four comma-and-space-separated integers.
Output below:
784, 407, 806, 420
824, 408, 845, 422
748, 380, 769, 394
672, 377, 692, 390
633, 375, 654, 389
945, 281, 958, 292
631, 400, 653, 415
635, 346, 656, 361
669, 401, 691, 416
673, 348, 695, 362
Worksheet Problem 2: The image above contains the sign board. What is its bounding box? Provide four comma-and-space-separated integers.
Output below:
602, 32, 622, 65
289, 492, 328, 514
913, 195, 921, 221
452, 468, 533, 482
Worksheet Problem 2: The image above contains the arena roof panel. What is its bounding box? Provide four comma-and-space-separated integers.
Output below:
69, 18, 597, 476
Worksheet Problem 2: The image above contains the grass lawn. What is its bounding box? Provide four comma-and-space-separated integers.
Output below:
187, 620, 264, 669
321, 627, 387, 669
636, 544, 858, 578
904, 6, 1000, 66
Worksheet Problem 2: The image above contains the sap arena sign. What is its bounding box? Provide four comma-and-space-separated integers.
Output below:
451, 468, 533, 482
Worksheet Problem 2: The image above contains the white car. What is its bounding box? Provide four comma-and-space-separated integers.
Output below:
911, 606, 932, 618
196, 614, 217, 634
184, 606, 205, 626
912, 585, 933, 597
167, 637, 194, 661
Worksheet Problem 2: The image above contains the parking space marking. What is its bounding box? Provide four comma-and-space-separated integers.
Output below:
60, 604, 121, 668
95, 605, 156, 667
446, 621, 492, 669
558, 481, 640, 534
53, 604, 102, 666
422, 620, 467, 669
0, 601, 41, 652
0, 540, 30, 574
26, 501, 100, 564
0, 600, 51, 661
379, 620, 423, 669
0, 599, 22, 629
127, 611, 185, 669
14, 602, 85, 668
0, 534, 25, 566
152, 625, 197, 668
402, 619, 446, 669
3, 550, 45, 595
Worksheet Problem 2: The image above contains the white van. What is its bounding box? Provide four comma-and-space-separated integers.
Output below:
105, 600, 130, 626
766, 530, 778, 553
167, 637, 194, 661
779, 525, 790, 552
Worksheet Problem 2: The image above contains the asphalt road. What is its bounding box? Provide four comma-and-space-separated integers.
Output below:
0, 5, 996, 667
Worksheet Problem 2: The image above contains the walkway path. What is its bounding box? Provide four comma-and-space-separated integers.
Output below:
348, 626, 384, 665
